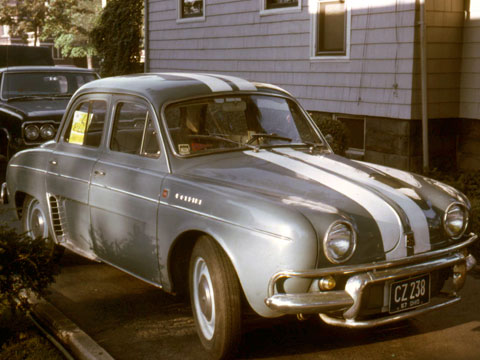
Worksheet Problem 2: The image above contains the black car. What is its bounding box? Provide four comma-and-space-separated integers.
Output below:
0, 66, 99, 173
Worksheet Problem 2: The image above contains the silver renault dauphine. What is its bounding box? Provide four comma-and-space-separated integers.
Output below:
1, 73, 478, 359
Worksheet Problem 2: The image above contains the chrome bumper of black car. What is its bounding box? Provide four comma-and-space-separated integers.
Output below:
265, 233, 478, 328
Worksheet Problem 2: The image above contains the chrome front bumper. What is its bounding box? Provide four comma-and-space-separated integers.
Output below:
265, 233, 478, 328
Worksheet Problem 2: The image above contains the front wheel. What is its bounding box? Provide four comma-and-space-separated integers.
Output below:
22, 195, 64, 262
189, 236, 242, 359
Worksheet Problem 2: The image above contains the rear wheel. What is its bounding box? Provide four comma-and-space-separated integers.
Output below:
22, 195, 64, 262
189, 236, 242, 359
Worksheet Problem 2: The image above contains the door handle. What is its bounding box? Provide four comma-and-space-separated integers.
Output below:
49, 160, 57, 165
94, 170, 106, 176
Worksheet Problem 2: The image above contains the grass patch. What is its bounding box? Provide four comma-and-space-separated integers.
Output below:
0, 311, 64, 360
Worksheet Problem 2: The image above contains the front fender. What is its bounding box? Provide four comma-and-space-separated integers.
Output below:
158, 177, 319, 317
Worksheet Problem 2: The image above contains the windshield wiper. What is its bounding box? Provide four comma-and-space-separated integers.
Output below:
246, 133, 292, 145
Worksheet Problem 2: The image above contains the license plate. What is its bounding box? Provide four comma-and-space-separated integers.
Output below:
389, 274, 430, 314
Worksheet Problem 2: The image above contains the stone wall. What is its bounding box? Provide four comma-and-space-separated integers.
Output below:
458, 119, 480, 170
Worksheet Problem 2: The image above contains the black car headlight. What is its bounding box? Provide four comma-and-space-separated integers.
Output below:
24, 125, 40, 141
323, 220, 357, 264
444, 202, 468, 239
40, 124, 56, 140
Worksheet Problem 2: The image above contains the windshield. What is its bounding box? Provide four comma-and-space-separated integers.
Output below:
164, 94, 326, 156
1, 71, 97, 99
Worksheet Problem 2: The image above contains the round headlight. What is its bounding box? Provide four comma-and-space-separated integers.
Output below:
24, 125, 40, 141
323, 220, 356, 264
444, 203, 468, 239
40, 124, 56, 139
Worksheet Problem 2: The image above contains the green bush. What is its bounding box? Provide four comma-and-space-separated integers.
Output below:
0, 226, 59, 312
309, 112, 349, 156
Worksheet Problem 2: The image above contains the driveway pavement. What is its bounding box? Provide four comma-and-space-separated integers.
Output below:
2, 203, 480, 359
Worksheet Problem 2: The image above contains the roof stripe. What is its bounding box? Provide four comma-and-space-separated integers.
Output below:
159, 72, 232, 92
207, 74, 257, 91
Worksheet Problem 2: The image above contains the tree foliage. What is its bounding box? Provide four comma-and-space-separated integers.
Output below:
0, 0, 47, 45
0, 226, 59, 313
42, 0, 102, 68
90, 0, 143, 77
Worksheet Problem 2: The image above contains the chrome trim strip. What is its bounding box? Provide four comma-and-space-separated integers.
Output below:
159, 200, 292, 241
0, 107, 23, 120
319, 297, 461, 329
52, 151, 97, 162
96, 159, 165, 179
46, 171, 89, 184
1, 182, 8, 205
90, 182, 159, 204
9, 164, 48, 174
267, 233, 478, 298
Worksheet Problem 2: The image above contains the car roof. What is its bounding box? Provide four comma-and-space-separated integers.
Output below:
75, 72, 292, 105
0, 65, 97, 73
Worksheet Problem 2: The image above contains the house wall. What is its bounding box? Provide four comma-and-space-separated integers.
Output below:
458, 0, 480, 170
413, 0, 465, 120
148, 0, 418, 120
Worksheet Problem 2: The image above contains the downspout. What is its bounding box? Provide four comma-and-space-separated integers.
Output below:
144, 0, 150, 73
419, 0, 429, 171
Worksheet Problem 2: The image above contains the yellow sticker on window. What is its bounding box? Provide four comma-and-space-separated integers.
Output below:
69, 110, 93, 145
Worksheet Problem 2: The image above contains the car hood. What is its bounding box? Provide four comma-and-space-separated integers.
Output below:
177, 148, 467, 261
3, 98, 69, 118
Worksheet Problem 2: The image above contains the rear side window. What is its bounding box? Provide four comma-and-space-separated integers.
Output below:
64, 100, 107, 147
110, 101, 160, 158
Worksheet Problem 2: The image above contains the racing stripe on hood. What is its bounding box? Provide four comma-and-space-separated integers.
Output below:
276, 149, 431, 256
245, 150, 406, 260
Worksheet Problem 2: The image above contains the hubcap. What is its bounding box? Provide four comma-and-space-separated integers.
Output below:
27, 200, 48, 239
193, 257, 215, 340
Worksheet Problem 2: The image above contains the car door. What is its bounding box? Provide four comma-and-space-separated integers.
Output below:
89, 96, 168, 284
46, 95, 110, 259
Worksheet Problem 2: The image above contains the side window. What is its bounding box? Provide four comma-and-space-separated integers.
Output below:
64, 100, 106, 147
110, 102, 160, 158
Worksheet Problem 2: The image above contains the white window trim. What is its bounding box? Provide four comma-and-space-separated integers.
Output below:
310, 0, 351, 61
260, 0, 302, 16
177, 0, 206, 24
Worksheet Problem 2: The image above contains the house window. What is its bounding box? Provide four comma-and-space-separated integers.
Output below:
261, 0, 301, 14
311, 0, 351, 60
178, 0, 205, 21
336, 116, 365, 158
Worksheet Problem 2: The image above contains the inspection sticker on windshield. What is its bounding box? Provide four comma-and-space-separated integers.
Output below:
389, 273, 430, 313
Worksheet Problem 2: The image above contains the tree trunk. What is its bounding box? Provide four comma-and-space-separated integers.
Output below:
87, 55, 93, 69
